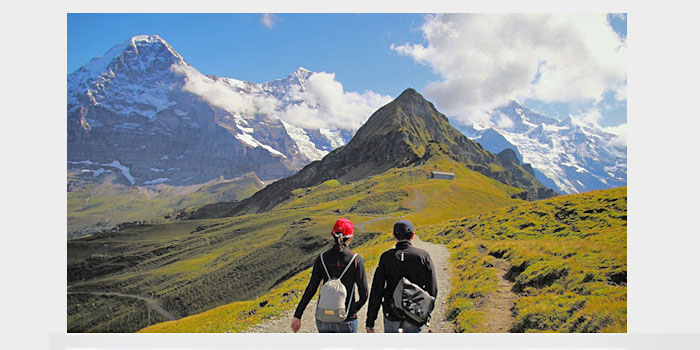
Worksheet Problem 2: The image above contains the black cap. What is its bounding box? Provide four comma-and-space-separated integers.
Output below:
393, 220, 414, 240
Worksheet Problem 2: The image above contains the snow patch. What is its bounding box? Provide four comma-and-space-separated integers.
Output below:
69, 160, 97, 165
319, 129, 346, 149
144, 178, 169, 185
102, 160, 135, 185
235, 133, 287, 158
237, 124, 254, 133
282, 121, 328, 161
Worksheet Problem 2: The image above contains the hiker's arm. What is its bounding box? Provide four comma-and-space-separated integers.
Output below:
354, 255, 369, 311
293, 257, 322, 319
425, 254, 438, 298
366, 254, 386, 328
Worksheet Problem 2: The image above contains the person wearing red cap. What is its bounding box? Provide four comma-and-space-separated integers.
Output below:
290, 218, 368, 333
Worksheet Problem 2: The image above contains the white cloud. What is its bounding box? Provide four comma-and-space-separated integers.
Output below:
171, 63, 391, 131
614, 79, 627, 101
604, 123, 627, 147
495, 111, 515, 129
277, 72, 392, 130
571, 108, 604, 126
171, 63, 280, 115
392, 14, 627, 125
261, 14, 280, 29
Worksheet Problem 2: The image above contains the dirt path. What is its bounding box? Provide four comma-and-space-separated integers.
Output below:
481, 257, 517, 332
247, 235, 453, 333
68, 291, 176, 321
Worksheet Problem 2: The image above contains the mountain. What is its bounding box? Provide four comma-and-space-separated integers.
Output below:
459, 101, 627, 194
197, 88, 556, 218
68, 35, 353, 186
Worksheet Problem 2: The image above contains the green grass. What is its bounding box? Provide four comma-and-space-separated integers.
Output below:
70, 155, 626, 334
68, 293, 169, 333
139, 233, 395, 333
67, 172, 264, 238
421, 187, 627, 333
69, 155, 523, 332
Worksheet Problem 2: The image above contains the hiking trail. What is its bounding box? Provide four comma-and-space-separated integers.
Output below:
247, 234, 453, 333
481, 257, 517, 332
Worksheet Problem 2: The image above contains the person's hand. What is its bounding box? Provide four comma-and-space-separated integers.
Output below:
290, 317, 301, 333
366, 326, 375, 333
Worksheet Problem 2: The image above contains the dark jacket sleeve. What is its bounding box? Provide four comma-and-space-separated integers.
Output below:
293, 257, 323, 319
425, 253, 438, 298
354, 255, 369, 311
366, 254, 386, 328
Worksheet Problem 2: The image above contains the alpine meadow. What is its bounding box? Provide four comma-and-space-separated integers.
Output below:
67, 15, 627, 334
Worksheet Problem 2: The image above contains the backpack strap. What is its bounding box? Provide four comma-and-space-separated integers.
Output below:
345, 280, 356, 316
340, 254, 359, 316
392, 250, 407, 320
338, 253, 358, 280
319, 253, 331, 280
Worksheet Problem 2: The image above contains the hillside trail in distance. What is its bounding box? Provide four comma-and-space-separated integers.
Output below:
247, 224, 454, 333
481, 256, 517, 332
67, 290, 176, 321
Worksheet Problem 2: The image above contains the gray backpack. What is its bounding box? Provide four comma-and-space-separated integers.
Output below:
391, 251, 435, 326
315, 253, 358, 322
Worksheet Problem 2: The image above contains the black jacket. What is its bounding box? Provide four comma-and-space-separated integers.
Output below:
294, 247, 368, 321
366, 241, 437, 328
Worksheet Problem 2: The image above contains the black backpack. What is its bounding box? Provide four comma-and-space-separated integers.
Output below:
391, 251, 435, 325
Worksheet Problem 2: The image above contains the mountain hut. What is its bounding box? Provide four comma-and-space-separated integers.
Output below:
430, 171, 455, 180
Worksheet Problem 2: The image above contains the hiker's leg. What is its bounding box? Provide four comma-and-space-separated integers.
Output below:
398, 320, 423, 333
348, 319, 358, 333
383, 316, 401, 333
334, 319, 358, 333
315, 320, 335, 333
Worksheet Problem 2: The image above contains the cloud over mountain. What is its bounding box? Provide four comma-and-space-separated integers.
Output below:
392, 14, 627, 125
172, 64, 391, 132
280, 72, 392, 130
172, 64, 280, 115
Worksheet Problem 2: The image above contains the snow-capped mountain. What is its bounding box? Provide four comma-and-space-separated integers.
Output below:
68, 35, 353, 186
458, 101, 627, 194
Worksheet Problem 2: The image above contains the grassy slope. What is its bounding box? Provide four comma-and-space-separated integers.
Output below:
68, 293, 169, 333
420, 186, 627, 332
137, 156, 524, 332
67, 172, 264, 238
71, 155, 626, 334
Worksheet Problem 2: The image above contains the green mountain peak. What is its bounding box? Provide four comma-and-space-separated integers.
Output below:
198, 88, 556, 217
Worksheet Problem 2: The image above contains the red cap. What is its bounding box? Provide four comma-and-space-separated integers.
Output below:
332, 218, 354, 238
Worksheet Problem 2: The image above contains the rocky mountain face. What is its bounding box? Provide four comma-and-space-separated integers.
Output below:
459, 101, 627, 194
206, 88, 556, 218
68, 35, 352, 186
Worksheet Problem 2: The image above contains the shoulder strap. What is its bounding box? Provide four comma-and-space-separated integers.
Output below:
337, 253, 358, 280
345, 280, 356, 316
319, 253, 331, 280
393, 250, 404, 278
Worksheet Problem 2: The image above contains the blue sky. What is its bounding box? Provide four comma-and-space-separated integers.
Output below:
68, 13, 626, 129
68, 13, 437, 96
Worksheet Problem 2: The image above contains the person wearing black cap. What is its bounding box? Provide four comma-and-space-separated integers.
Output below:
365, 220, 438, 333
